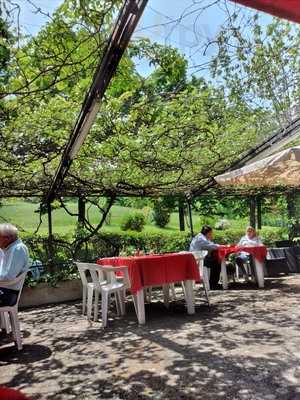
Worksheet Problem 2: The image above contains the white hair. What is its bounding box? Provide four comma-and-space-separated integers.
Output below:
0, 223, 18, 241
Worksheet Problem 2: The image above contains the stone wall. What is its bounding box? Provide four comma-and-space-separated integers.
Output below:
19, 279, 82, 309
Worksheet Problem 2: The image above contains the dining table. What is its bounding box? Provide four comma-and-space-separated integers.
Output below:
216, 245, 267, 289
97, 252, 200, 324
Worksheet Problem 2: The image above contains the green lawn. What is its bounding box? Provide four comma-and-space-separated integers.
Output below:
0, 199, 254, 237
0, 200, 205, 235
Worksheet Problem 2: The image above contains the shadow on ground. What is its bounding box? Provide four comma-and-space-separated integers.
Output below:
1, 275, 300, 400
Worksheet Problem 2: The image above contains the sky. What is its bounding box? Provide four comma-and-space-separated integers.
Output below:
10, 0, 271, 77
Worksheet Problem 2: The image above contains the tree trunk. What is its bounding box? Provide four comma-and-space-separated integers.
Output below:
78, 196, 86, 224
257, 196, 262, 230
287, 192, 299, 239
178, 198, 185, 231
249, 197, 256, 229
47, 201, 55, 273
187, 200, 194, 238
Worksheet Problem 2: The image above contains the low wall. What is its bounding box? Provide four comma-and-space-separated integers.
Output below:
20, 279, 82, 309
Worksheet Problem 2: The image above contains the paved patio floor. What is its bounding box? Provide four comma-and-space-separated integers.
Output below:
1, 275, 300, 400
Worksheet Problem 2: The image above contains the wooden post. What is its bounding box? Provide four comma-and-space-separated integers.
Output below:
257, 196, 262, 229
187, 199, 194, 238
178, 197, 185, 231
249, 197, 256, 228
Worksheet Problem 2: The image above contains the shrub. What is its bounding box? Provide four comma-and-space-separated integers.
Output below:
20, 224, 288, 287
213, 226, 287, 246
152, 202, 170, 228
121, 212, 146, 232
215, 219, 230, 230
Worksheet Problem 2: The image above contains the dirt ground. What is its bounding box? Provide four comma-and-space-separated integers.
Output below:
1, 275, 300, 400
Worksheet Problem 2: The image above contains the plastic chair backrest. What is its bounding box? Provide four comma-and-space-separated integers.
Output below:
75, 262, 90, 287
97, 265, 117, 284
75, 262, 106, 289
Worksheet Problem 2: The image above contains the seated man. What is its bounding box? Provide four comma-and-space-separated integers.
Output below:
236, 226, 262, 280
189, 225, 222, 290
0, 223, 29, 307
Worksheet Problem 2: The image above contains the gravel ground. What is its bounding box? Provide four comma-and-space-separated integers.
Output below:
0, 275, 300, 400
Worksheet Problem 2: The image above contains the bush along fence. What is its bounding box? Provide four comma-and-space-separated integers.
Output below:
21, 226, 287, 286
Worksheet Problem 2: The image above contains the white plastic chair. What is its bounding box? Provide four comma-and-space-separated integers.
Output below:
75, 262, 129, 328
192, 251, 210, 306
0, 271, 27, 350
75, 262, 104, 315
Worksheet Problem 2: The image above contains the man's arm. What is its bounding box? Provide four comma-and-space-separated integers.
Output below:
191, 236, 219, 252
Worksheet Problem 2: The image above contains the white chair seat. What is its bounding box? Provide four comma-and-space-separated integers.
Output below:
101, 282, 124, 292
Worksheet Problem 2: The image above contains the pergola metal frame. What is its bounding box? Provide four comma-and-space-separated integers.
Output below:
44, 0, 148, 205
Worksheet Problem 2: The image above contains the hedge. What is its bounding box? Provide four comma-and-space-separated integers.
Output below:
21, 225, 287, 267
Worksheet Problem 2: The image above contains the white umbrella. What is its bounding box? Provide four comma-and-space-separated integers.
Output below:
215, 146, 300, 187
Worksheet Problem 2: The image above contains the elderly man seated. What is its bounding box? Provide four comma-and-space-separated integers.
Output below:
189, 224, 222, 290
0, 223, 29, 308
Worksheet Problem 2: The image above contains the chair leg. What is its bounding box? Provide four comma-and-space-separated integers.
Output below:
202, 282, 210, 308
235, 263, 240, 281
143, 287, 152, 303
114, 292, 121, 315
170, 284, 176, 300
94, 290, 100, 322
181, 281, 186, 297
82, 286, 87, 315
101, 291, 109, 328
87, 286, 94, 321
10, 310, 22, 351
0, 312, 11, 333
116, 291, 125, 316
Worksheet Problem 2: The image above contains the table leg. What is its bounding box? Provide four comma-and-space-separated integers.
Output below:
254, 259, 265, 288
183, 280, 195, 315
133, 289, 145, 324
221, 258, 229, 290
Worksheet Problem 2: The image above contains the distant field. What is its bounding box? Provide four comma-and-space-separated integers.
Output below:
0, 200, 254, 237
0, 200, 207, 235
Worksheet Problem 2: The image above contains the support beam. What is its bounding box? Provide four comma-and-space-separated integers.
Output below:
44, 0, 148, 204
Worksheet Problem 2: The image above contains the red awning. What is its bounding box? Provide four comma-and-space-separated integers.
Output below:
231, 1, 300, 23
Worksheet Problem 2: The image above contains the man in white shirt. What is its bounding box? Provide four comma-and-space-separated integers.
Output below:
190, 225, 222, 289
0, 223, 29, 307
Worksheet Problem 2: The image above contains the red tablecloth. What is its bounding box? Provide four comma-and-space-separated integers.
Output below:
217, 245, 267, 263
97, 253, 200, 294
0, 387, 30, 400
